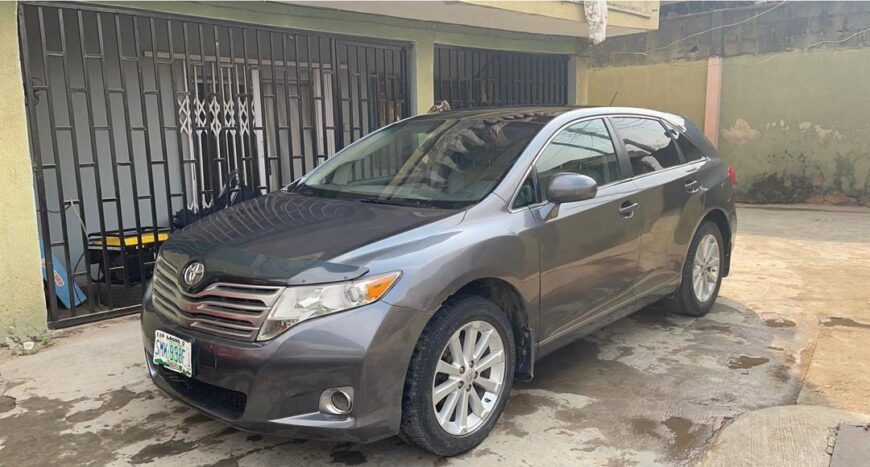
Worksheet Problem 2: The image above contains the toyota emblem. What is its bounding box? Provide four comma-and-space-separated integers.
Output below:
183, 262, 205, 286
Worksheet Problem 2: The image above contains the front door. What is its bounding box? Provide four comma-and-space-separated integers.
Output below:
532, 118, 643, 342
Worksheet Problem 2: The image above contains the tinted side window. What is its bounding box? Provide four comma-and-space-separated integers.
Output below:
672, 131, 706, 162
535, 119, 621, 193
611, 117, 683, 175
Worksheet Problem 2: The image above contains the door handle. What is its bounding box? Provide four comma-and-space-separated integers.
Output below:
684, 179, 701, 193
618, 200, 639, 218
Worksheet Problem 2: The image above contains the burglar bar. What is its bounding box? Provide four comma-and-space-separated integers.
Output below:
434, 45, 568, 109
18, 2, 410, 327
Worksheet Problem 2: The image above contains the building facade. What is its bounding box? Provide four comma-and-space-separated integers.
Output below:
0, 1, 659, 340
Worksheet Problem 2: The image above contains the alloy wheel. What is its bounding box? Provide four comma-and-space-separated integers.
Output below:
692, 233, 720, 302
431, 320, 506, 436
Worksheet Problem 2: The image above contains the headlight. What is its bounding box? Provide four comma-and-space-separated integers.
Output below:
257, 271, 401, 341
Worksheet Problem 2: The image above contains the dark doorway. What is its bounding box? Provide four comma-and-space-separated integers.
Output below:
434, 45, 569, 109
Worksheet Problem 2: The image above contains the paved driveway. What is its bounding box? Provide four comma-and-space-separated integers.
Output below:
1, 204, 869, 466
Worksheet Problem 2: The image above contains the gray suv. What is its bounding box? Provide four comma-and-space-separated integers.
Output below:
141, 106, 736, 456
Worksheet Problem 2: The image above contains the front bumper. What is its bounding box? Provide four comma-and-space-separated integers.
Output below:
141, 295, 430, 443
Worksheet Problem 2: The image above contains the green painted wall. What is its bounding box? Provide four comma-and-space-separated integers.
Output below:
582, 48, 870, 205
0, 2, 48, 341
583, 61, 708, 130
719, 49, 870, 204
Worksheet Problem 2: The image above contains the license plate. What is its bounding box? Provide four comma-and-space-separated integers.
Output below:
153, 330, 193, 377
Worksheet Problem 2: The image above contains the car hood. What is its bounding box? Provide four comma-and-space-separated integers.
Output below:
159, 191, 458, 287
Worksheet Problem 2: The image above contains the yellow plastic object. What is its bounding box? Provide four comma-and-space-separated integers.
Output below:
92, 232, 169, 247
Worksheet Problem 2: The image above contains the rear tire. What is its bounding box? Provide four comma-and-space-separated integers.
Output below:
667, 221, 725, 317
400, 295, 515, 456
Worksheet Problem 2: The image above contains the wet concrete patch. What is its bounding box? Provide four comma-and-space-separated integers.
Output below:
0, 395, 128, 465
470, 447, 505, 461
770, 364, 792, 383
821, 317, 870, 330
66, 388, 140, 423
663, 416, 707, 454
631, 306, 680, 328
728, 355, 770, 369
512, 307, 797, 464
606, 412, 713, 462
695, 323, 733, 333
182, 412, 214, 425
0, 395, 15, 413
630, 416, 662, 440
504, 391, 552, 418
495, 418, 529, 438
764, 318, 796, 328
130, 438, 198, 464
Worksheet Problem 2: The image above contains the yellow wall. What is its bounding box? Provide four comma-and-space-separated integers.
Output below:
0, 2, 48, 340
582, 60, 708, 129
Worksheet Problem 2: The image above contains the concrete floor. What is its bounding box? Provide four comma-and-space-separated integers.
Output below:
1, 205, 869, 466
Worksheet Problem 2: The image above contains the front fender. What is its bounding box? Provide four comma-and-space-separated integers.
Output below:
337, 196, 542, 335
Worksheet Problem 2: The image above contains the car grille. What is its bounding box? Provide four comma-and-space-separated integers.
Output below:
150, 258, 284, 341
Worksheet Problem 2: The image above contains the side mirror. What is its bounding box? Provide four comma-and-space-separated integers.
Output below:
547, 173, 598, 204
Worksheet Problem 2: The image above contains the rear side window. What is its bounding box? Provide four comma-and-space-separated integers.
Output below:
611, 117, 683, 175
534, 119, 622, 192
671, 130, 706, 162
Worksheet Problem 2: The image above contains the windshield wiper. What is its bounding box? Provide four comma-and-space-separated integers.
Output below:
356, 197, 429, 208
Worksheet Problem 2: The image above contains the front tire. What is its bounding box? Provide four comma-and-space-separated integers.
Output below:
668, 221, 725, 317
400, 295, 515, 456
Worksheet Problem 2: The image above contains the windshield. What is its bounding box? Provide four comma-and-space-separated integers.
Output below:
292, 115, 548, 208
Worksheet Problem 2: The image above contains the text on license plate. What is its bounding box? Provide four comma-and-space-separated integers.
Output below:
153, 330, 193, 377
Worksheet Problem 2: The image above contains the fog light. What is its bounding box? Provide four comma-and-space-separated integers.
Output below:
331, 391, 352, 412
319, 387, 354, 415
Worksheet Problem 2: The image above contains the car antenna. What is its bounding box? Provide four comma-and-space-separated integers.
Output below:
609, 92, 618, 106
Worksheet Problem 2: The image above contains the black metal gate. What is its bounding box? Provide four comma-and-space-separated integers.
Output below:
434, 45, 569, 109
18, 2, 410, 327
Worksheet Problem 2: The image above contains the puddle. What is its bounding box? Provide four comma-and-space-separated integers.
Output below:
728, 355, 770, 369
822, 317, 870, 330
764, 318, 796, 328
663, 416, 699, 452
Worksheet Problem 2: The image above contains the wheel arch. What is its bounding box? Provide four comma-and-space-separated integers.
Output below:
440, 277, 535, 381
696, 208, 733, 276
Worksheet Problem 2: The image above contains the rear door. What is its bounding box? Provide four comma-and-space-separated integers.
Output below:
609, 116, 705, 302
528, 118, 643, 342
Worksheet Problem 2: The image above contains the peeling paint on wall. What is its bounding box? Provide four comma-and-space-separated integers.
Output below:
721, 119, 760, 145
797, 122, 843, 144
719, 49, 870, 207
